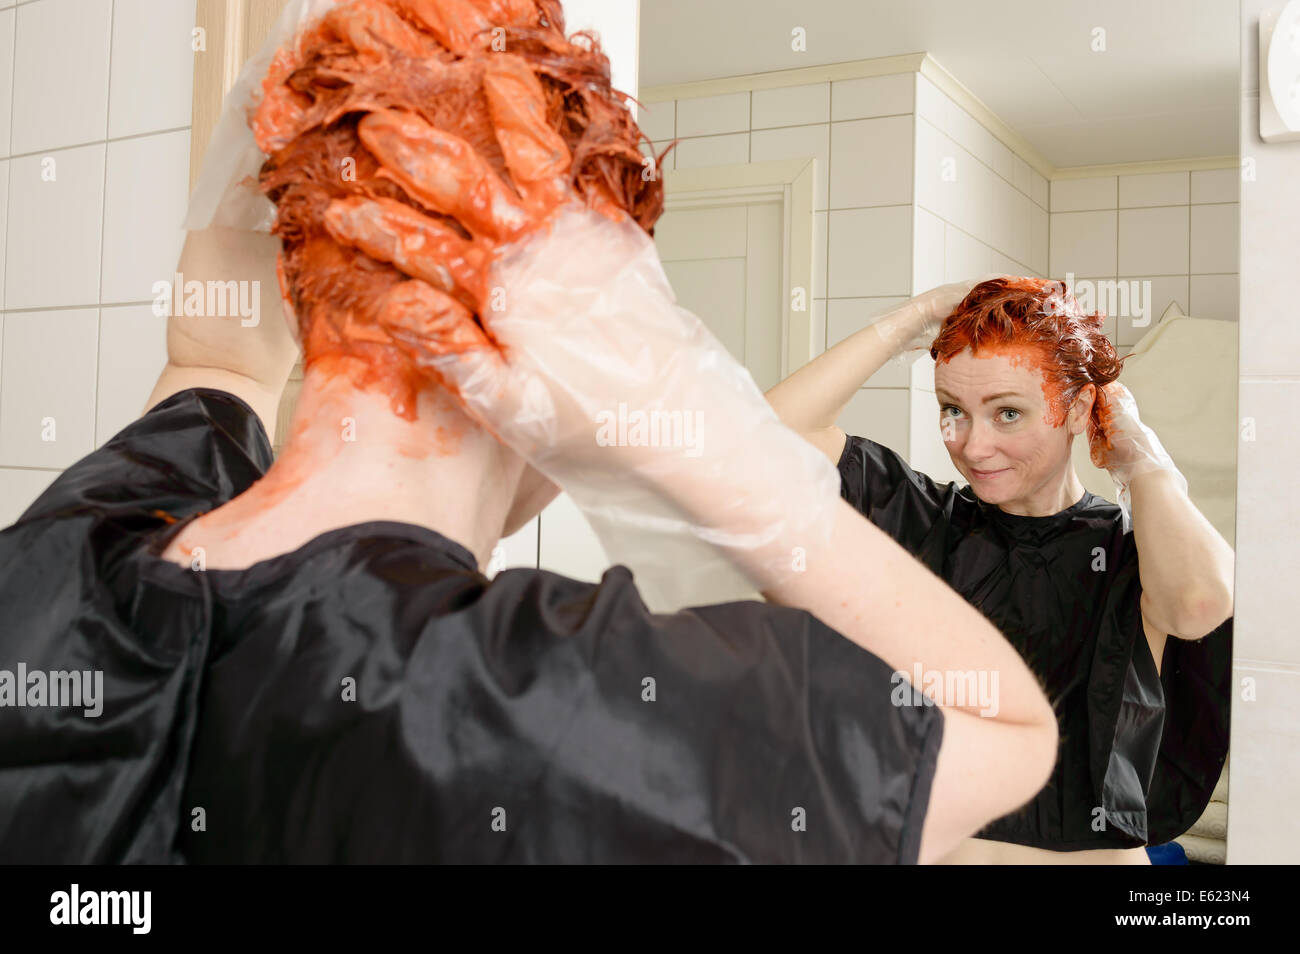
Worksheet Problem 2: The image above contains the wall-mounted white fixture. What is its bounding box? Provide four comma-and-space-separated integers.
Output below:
1261, 0, 1300, 142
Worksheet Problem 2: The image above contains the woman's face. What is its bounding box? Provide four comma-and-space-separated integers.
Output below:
933, 345, 1092, 514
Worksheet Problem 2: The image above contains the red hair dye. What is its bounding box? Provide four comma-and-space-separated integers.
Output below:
929, 277, 1127, 456
251, 0, 669, 419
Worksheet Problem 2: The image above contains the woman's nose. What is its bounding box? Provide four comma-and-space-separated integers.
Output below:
963, 418, 998, 460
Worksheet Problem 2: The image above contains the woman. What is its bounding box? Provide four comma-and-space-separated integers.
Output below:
766, 276, 1235, 864
0, 0, 1059, 864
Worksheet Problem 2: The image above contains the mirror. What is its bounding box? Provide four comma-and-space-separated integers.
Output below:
638, 0, 1238, 865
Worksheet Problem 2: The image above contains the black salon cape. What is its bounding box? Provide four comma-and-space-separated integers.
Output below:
838, 434, 1231, 850
0, 388, 944, 864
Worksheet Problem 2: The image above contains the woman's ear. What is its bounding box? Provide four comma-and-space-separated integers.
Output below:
1069, 383, 1096, 436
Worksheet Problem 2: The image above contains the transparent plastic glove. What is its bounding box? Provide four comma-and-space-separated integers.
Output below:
253, 3, 840, 610
871, 275, 1005, 358
184, 0, 347, 231
380, 202, 842, 610
1088, 382, 1188, 525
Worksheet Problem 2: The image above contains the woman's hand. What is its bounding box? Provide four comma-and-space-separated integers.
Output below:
884, 274, 1008, 355
314, 27, 840, 594
1087, 382, 1189, 518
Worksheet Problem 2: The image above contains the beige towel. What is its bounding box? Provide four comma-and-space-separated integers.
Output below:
1072, 304, 1238, 547
1176, 832, 1228, 865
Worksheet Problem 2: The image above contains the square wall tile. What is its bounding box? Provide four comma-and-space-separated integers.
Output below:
5, 144, 106, 309
827, 206, 912, 298
1118, 206, 1189, 277
11, 0, 112, 153
1192, 168, 1240, 204
673, 133, 748, 170
826, 297, 911, 387
914, 117, 954, 221
0, 9, 14, 156
752, 83, 829, 128
101, 130, 191, 303
1007, 189, 1032, 266
675, 92, 749, 138
947, 147, 991, 240
1049, 210, 1117, 277
96, 305, 168, 446
831, 72, 912, 121
1119, 171, 1190, 208
0, 467, 60, 528
751, 123, 829, 210
108, 0, 197, 139
1029, 204, 1048, 276
912, 206, 945, 294
1190, 203, 1240, 273
1029, 169, 1049, 209
837, 387, 910, 458
1239, 93, 1300, 376
1050, 176, 1117, 212
944, 225, 992, 283
1234, 380, 1300, 665
0, 309, 98, 468
1226, 666, 1300, 863
636, 101, 675, 143
1112, 275, 1189, 346
1012, 156, 1032, 197
1190, 274, 1240, 321
829, 115, 912, 210
946, 104, 994, 168
990, 138, 1016, 185
913, 74, 947, 127
991, 251, 1028, 277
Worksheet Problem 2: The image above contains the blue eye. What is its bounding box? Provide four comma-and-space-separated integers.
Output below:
998, 408, 1021, 423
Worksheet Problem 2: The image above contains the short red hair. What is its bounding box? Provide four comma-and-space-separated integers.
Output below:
929, 277, 1126, 439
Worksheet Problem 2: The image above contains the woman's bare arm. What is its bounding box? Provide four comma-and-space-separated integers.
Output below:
145, 228, 301, 438
1129, 469, 1235, 639
764, 282, 978, 463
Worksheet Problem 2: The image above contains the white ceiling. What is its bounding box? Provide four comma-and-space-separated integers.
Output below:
639, 0, 1241, 168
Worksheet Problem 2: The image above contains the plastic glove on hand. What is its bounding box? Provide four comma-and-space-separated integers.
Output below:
876, 274, 1009, 356
1088, 381, 1188, 519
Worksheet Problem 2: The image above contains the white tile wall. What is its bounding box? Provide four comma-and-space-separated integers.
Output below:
641, 68, 1235, 468
752, 83, 828, 128
752, 123, 830, 209
675, 91, 750, 137
101, 129, 192, 303
0, 0, 198, 524
108, 0, 197, 139
827, 205, 911, 298
662, 68, 1051, 466
1049, 168, 1240, 352
829, 115, 912, 209
831, 73, 913, 121
11, 0, 112, 154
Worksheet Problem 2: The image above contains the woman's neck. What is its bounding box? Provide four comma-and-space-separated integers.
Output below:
165, 361, 522, 572
999, 467, 1088, 518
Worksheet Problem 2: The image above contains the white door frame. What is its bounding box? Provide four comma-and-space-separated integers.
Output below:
663, 158, 818, 378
